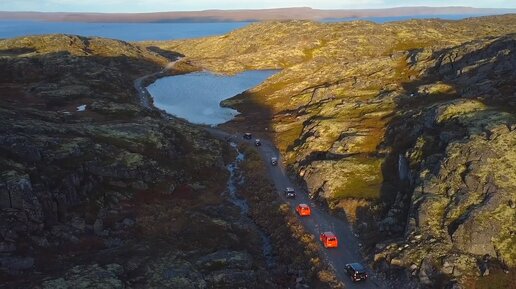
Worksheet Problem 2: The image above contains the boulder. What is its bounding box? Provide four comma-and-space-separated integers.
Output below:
0, 256, 34, 273
441, 254, 478, 278
418, 258, 437, 286
206, 269, 257, 289
196, 250, 253, 271
146, 256, 206, 289
42, 264, 124, 289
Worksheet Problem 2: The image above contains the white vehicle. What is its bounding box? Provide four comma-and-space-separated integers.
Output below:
270, 157, 278, 166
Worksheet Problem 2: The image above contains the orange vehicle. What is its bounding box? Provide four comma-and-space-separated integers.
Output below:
320, 231, 338, 248
296, 204, 311, 216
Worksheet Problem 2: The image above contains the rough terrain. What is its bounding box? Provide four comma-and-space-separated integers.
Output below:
0, 35, 332, 288
149, 14, 516, 288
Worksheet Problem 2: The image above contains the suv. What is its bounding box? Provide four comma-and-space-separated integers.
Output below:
345, 263, 368, 282
255, 139, 261, 146
296, 204, 311, 216
319, 231, 338, 248
270, 157, 278, 166
243, 133, 252, 139
284, 187, 296, 198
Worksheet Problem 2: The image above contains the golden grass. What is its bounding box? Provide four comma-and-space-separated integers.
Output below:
333, 157, 384, 200
274, 122, 304, 154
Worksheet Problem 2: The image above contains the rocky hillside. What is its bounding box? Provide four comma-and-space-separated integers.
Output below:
150, 15, 516, 288
0, 35, 326, 288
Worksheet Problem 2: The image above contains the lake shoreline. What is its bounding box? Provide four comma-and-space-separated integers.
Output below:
144, 68, 278, 126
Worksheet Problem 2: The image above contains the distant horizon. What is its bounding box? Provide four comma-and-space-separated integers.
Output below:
1, 0, 515, 13
1, 6, 516, 14
1, 6, 513, 24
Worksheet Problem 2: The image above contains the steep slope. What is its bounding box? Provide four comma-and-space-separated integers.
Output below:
149, 15, 516, 288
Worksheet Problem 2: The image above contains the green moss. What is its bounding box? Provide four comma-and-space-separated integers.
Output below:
332, 157, 384, 200
117, 151, 144, 168
492, 198, 516, 266
393, 57, 419, 82
436, 100, 487, 124
274, 122, 304, 154
388, 38, 437, 54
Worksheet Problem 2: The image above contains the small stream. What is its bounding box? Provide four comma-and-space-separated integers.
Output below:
225, 142, 275, 269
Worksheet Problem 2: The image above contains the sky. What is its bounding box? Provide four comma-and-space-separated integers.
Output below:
0, 0, 515, 13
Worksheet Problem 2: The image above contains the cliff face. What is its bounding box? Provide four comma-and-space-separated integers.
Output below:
375, 34, 516, 287
152, 15, 516, 287
0, 35, 320, 289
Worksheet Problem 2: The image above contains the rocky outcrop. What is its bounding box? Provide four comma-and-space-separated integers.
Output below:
0, 35, 315, 289
42, 264, 124, 289
374, 35, 516, 286
0, 35, 219, 285
152, 15, 516, 288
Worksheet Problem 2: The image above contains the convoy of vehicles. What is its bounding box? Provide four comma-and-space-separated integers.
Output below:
243, 131, 368, 283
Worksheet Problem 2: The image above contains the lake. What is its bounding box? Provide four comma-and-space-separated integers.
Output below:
147, 70, 277, 126
0, 14, 498, 41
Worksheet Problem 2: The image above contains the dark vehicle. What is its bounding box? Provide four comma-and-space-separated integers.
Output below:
255, 139, 261, 146
270, 157, 278, 166
345, 263, 368, 282
284, 187, 296, 198
243, 133, 252, 139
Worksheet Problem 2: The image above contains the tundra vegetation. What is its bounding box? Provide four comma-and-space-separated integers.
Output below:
147, 15, 516, 288
0, 35, 333, 288
1, 14, 515, 289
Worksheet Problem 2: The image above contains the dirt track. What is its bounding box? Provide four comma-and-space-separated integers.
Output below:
135, 69, 384, 289
205, 128, 383, 289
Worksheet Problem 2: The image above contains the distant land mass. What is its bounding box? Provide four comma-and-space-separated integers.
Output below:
1, 7, 515, 22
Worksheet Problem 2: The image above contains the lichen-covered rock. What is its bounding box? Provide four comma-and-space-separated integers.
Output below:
146, 257, 207, 289
2, 14, 516, 289
196, 250, 253, 271
205, 269, 257, 289
374, 36, 516, 287
148, 14, 516, 288
42, 264, 124, 289
0, 34, 265, 289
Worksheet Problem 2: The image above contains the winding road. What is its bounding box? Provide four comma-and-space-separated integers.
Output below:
134, 66, 384, 289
